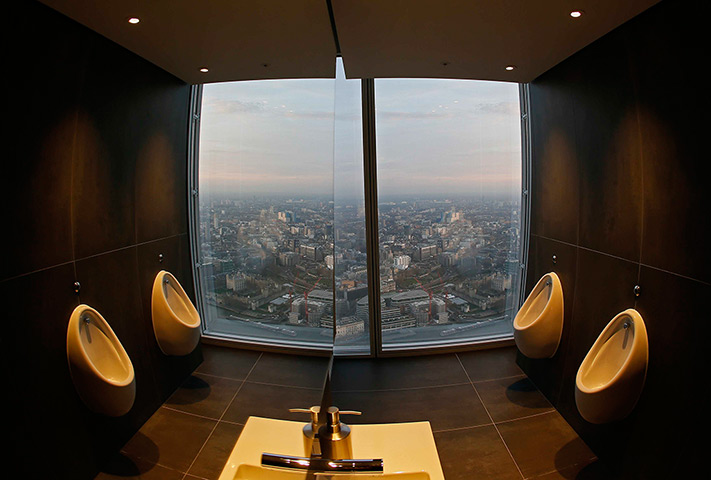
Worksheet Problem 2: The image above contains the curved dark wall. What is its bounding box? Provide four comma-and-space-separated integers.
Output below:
520, 1, 707, 478
3, 2, 199, 478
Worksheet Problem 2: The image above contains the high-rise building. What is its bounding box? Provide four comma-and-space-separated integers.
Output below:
416, 244, 437, 260
226, 273, 247, 292
394, 254, 411, 270
278, 251, 298, 266
439, 252, 456, 267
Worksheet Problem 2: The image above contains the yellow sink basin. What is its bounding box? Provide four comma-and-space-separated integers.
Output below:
219, 417, 443, 480
234, 464, 430, 479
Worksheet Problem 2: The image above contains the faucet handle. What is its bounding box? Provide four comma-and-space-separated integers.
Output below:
338, 410, 362, 416
325, 406, 361, 427
289, 406, 320, 424
289, 407, 320, 413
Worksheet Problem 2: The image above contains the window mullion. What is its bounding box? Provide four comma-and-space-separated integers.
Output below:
187, 84, 205, 331
518, 83, 532, 307
360, 79, 382, 357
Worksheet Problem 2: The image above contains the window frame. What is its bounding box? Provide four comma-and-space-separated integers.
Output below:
187, 80, 531, 357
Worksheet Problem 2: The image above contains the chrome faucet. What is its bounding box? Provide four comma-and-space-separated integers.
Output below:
318, 406, 361, 460
265, 406, 383, 473
262, 453, 384, 472
288, 406, 321, 455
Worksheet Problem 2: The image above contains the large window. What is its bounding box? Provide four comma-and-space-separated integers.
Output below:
196, 77, 337, 349
192, 68, 525, 354
375, 79, 522, 350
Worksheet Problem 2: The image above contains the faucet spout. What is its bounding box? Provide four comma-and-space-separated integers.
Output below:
261, 453, 383, 473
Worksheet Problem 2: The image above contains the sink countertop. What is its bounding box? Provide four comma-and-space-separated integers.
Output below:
218, 416, 444, 480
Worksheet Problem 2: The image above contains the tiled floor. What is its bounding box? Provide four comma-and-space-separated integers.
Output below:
95, 345, 610, 479
332, 348, 609, 480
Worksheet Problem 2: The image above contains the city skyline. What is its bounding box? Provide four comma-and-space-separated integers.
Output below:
196, 193, 522, 349
198, 191, 523, 202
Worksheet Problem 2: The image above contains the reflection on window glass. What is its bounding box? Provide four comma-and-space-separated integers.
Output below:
197, 76, 336, 348
374, 79, 522, 349
333, 59, 368, 355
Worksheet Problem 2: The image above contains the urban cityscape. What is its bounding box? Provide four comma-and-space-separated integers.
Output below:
197, 193, 522, 349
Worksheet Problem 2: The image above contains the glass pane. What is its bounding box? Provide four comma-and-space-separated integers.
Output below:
374, 79, 522, 350
197, 77, 336, 349
333, 59, 369, 355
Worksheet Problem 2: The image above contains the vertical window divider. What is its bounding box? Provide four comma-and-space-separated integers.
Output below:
361, 79, 382, 357
518, 83, 532, 305
187, 84, 206, 331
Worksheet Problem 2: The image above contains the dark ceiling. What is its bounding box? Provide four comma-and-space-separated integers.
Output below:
38, 0, 661, 84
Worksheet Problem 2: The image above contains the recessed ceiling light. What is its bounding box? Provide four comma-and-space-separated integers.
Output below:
505, 65, 516, 71
127, 17, 140, 24
199, 68, 209, 73
570, 10, 584, 18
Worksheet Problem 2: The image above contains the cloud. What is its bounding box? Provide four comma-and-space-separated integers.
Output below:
199, 78, 522, 197
203, 98, 266, 114
475, 101, 520, 115
284, 110, 335, 120
377, 110, 454, 121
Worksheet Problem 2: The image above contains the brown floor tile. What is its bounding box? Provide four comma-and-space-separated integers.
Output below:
248, 352, 330, 389
434, 425, 522, 480
331, 354, 469, 391
188, 421, 244, 480
196, 345, 261, 380
121, 407, 217, 473
475, 375, 553, 422
103, 347, 597, 480
497, 411, 596, 478
95, 452, 184, 479
457, 347, 523, 382
165, 373, 243, 420
531, 458, 610, 479
222, 381, 323, 425
333, 383, 490, 431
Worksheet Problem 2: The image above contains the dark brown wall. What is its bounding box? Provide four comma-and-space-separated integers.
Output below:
3, 2, 200, 478
520, 1, 708, 478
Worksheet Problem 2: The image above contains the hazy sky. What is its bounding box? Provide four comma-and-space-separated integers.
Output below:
199, 60, 521, 199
